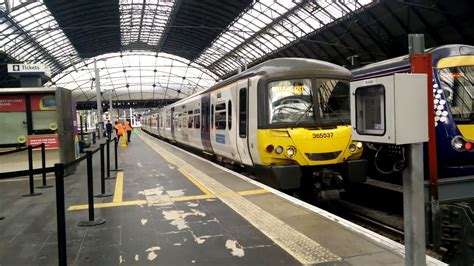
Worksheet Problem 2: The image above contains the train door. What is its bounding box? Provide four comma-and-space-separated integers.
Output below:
156, 115, 160, 136
201, 94, 213, 153
236, 81, 253, 165
170, 107, 175, 141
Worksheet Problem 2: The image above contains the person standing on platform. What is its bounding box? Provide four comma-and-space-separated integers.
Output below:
114, 121, 124, 143
105, 120, 113, 139
125, 119, 133, 143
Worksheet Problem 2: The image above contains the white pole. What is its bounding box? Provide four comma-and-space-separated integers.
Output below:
94, 58, 103, 139
109, 90, 113, 124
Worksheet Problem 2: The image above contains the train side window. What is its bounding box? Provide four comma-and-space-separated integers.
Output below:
239, 88, 247, 138
211, 104, 214, 129
215, 103, 226, 130
194, 109, 200, 129
228, 100, 232, 130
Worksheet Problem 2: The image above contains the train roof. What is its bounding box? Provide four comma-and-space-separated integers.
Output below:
206, 57, 351, 93
165, 58, 351, 108
353, 44, 474, 78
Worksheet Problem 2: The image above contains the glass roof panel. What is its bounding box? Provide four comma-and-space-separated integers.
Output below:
197, 0, 374, 75
48, 52, 218, 102
119, 0, 176, 48
0, 0, 80, 74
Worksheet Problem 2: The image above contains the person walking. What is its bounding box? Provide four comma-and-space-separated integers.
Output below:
125, 119, 133, 143
114, 121, 124, 143
105, 120, 113, 139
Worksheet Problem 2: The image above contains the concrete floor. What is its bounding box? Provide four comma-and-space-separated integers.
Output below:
0, 130, 444, 265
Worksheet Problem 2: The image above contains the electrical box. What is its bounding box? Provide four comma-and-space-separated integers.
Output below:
350, 73, 428, 144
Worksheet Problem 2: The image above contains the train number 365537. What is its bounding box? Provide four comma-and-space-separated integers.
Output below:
312, 132, 334, 138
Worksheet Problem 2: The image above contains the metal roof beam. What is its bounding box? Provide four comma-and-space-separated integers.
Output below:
0, 10, 65, 71
155, 0, 181, 54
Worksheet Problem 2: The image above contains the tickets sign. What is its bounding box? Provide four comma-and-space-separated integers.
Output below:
27, 134, 59, 149
0, 95, 26, 112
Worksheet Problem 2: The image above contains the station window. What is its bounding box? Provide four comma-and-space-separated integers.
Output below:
194, 109, 200, 129
215, 103, 226, 130
239, 88, 247, 138
228, 100, 232, 130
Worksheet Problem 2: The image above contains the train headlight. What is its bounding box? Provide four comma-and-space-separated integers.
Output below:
285, 146, 296, 158
356, 142, 363, 149
275, 146, 284, 154
349, 144, 357, 153
452, 136, 465, 151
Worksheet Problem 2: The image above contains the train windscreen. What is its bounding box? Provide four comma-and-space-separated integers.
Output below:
439, 66, 474, 124
267, 78, 350, 126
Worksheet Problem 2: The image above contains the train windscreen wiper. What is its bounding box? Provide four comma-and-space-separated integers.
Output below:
294, 104, 313, 127
324, 104, 348, 126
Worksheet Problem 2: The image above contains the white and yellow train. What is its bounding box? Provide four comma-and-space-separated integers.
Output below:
142, 58, 367, 200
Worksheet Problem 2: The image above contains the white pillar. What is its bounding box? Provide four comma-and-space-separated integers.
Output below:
94, 58, 103, 139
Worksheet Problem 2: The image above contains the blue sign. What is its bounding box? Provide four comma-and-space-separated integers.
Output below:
216, 134, 225, 144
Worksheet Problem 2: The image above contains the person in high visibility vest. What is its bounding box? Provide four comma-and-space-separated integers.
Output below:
124, 119, 133, 143
114, 121, 124, 143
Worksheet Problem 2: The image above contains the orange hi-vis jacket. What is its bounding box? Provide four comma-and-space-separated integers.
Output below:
115, 124, 124, 136
125, 121, 132, 131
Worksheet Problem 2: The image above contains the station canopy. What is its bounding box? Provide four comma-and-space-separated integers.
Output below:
0, 0, 394, 102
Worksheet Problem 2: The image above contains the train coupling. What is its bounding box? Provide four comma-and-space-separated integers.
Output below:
313, 169, 344, 201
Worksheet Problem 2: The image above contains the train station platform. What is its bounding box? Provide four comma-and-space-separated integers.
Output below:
0, 129, 444, 265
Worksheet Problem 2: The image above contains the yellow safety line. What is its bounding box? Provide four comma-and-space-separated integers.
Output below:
112, 171, 124, 203
68, 200, 147, 211
178, 168, 213, 196
237, 189, 268, 196
67, 189, 268, 211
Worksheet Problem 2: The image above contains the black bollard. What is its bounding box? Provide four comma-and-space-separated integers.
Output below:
54, 163, 67, 266
37, 143, 53, 189
95, 144, 113, 198
110, 138, 123, 172
105, 138, 114, 179
22, 145, 42, 197
77, 151, 105, 227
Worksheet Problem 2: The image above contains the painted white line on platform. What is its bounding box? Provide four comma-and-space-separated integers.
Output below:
139, 131, 341, 265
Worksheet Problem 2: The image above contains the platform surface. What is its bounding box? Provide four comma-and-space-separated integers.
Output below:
0, 130, 445, 265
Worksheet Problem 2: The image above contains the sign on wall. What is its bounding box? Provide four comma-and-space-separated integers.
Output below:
0, 95, 26, 112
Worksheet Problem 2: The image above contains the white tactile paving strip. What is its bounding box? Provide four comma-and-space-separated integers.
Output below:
139, 132, 341, 265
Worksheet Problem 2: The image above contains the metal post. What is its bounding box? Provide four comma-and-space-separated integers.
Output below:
409, 34, 441, 252
105, 138, 115, 179
79, 115, 84, 141
94, 58, 103, 140
403, 143, 426, 266
37, 143, 53, 189
95, 144, 112, 198
78, 151, 105, 227
54, 163, 67, 266
23, 145, 42, 197
110, 138, 123, 172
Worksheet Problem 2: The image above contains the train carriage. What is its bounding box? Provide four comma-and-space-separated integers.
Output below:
143, 58, 367, 200
353, 44, 474, 178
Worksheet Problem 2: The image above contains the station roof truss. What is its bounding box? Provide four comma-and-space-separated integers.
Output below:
0, 0, 473, 101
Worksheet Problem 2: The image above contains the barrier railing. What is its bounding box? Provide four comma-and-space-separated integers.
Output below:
0, 136, 120, 266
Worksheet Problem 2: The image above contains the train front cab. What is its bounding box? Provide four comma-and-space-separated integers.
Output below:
433, 50, 474, 177
251, 70, 367, 199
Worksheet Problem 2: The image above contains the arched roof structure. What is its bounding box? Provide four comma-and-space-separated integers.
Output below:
1, 0, 473, 102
